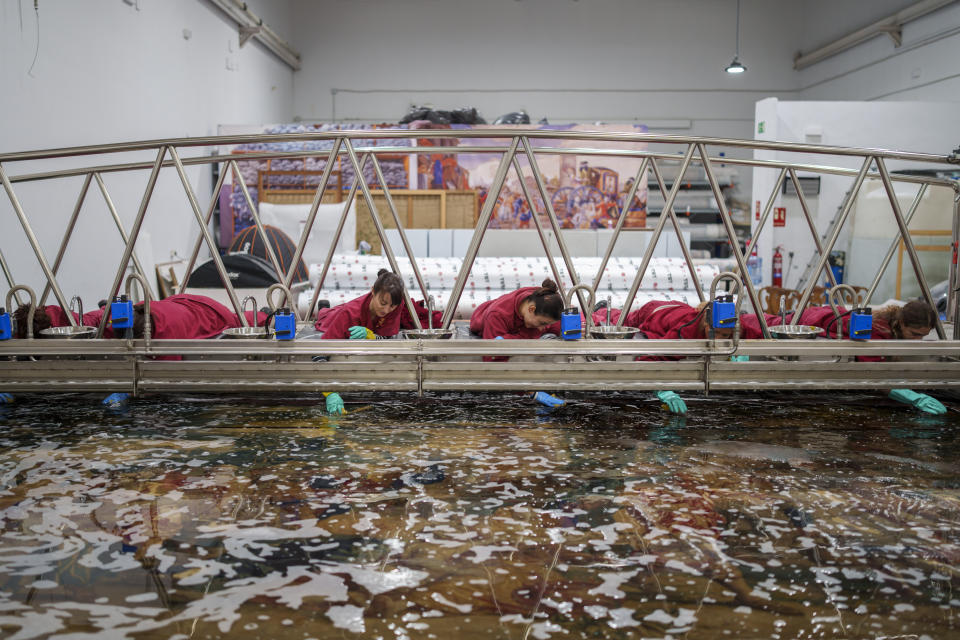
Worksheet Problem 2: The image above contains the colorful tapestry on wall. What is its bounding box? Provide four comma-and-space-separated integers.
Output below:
221, 123, 648, 244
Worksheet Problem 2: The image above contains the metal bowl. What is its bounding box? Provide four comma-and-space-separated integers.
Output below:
39, 325, 97, 339
220, 326, 272, 339
401, 328, 454, 340
769, 324, 821, 339
589, 326, 641, 340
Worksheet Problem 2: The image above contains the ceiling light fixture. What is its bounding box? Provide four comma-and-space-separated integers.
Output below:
725, 0, 746, 74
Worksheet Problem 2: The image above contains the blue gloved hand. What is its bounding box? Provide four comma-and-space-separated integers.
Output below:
325, 392, 345, 415
532, 391, 565, 407
102, 392, 130, 408
888, 389, 946, 415
0, 392, 13, 404
730, 355, 749, 362
656, 390, 687, 415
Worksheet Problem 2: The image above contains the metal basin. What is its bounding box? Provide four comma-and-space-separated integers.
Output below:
220, 326, 272, 339
401, 328, 454, 340
769, 324, 821, 339
589, 326, 641, 340
39, 326, 97, 339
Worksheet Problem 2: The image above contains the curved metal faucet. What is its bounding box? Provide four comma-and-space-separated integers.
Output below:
427, 295, 435, 331
827, 284, 860, 340
69, 295, 84, 326
124, 273, 152, 347
266, 283, 294, 314
606, 295, 612, 326
707, 271, 745, 351
563, 283, 596, 334
5, 285, 37, 340
241, 296, 258, 329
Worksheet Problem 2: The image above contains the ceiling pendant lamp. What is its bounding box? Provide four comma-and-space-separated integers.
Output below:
725, 0, 747, 74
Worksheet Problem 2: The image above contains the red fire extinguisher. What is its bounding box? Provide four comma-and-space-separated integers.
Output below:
772, 245, 783, 287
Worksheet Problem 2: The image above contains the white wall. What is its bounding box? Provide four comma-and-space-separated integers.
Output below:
0, 0, 294, 308
798, 0, 960, 101
290, 0, 804, 144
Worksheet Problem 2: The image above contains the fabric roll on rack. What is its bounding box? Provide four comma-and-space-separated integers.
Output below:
299, 255, 729, 319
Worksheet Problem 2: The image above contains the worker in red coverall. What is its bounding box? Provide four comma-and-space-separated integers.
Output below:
791, 299, 944, 414
313, 269, 406, 415
6, 294, 249, 407
469, 279, 565, 407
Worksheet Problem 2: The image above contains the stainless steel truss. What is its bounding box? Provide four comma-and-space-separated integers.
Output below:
1, 129, 958, 394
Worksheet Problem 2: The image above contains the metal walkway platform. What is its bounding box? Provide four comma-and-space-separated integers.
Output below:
2, 129, 959, 395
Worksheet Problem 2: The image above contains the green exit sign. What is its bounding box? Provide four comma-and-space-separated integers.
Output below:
757, 121, 765, 134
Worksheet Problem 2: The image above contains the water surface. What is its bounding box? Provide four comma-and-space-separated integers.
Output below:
0, 392, 957, 639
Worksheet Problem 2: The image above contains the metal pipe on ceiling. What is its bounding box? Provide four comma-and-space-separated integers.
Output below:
794, 0, 958, 70
206, 0, 301, 70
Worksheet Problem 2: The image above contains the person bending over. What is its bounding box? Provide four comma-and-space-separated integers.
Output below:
469, 279, 565, 408
315, 269, 406, 415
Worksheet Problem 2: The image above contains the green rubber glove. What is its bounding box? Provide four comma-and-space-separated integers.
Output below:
730, 355, 749, 362
888, 389, 946, 415
348, 326, 370, 340
324, 392, 345, 415
656, 390, 687, 415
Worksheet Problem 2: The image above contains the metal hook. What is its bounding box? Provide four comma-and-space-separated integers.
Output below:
124, 273, 152, 347
827, 284, 859, 340
563, 283, 596, 334
241, 296, 258, 329
5, 285, 37, 339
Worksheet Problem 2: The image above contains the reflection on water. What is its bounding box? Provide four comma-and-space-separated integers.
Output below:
0, 392, 957, 639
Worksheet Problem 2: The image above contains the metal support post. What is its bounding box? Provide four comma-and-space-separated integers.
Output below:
440, 137, 520, 328
875, 157, 946, 339
229, 160, 288, 311
169, 146, 248, 325
700, 144, 770, 337
308, 154, 368, 319
0, 163, 77, 324
792, 156, 874, 325
96, 146, 167, 338
591, 158, 649, 297
788, 168, 839, 289
0, 246, 23, 306
952, 189, 960, 338
369, 153, 429, 303
617, 144, 696, 328
512, 157, 567, 299
649, 158, 705, 302
744, 166, 785, 261
178, 163, 229, 295
283, 138, 343, 290
521, 137, 589, 312
864, 184, 926, 305
39, 173, 93, 308
343, 139, 422, 330
94, 172, 156, 301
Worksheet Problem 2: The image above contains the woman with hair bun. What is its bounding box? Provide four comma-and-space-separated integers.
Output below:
469, 278, 566, 407
315, 268, 407, 414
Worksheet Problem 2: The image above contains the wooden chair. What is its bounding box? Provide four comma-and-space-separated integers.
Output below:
758, 286, 801, 314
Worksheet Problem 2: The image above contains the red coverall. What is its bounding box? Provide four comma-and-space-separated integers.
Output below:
315, 291, 404, 339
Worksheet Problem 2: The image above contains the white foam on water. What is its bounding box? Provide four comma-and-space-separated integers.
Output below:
608, 607, 639, 628
467, 545, 516, 563
894, 603, 915, 612
431, 592, 471, 613
327, 604, 365, 633
584, 604, 609, 619
197, 519, 331, 562
125, 592, 159, 603
587, 570, 639, 599
328, 564, 428, 595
